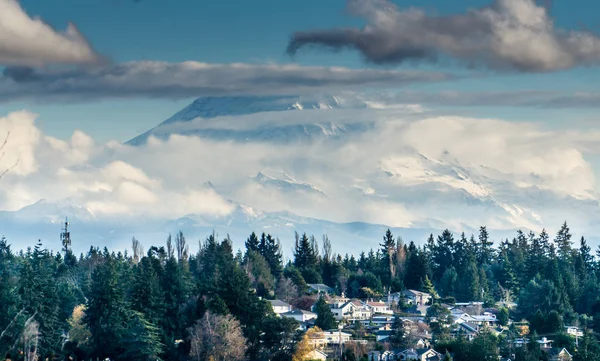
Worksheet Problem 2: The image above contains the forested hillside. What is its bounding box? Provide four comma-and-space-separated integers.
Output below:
1, 222, 600, 361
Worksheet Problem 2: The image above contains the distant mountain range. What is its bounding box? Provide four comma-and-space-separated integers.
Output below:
3, 94, 598, 254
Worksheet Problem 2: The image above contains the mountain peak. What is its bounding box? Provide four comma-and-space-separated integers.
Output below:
126, 94, 369, 146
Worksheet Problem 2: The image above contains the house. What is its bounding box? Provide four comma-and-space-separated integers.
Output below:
281, 309, 317, 323
329, 300, 372, 321
306, 349, 328, 361
267, 299, 292, 315
366, 301, 393, 315
370, 315, 395, 328
398, 348, 444, 361
545, 348, 572, 361
308, 283, 335, 294
415, 339, 430, 349
403, 290, 432, 306
367, 350, 395, 361
564, 326, 583, 337
397, 348, 419, 360
453, 322, 479, 341
329, 301, 356, 320
469, 313, 498, 326
321, 330, 352, 345
368, 351, 381, 361
298, 319, 316, 331
537, 337, 554, 349
375, 330, 394, 342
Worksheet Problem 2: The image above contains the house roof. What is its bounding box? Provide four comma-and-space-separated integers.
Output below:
282, 309, 316, 317
307, 283, 334, 292
416, 348, 443, 360
545, 348, 572, 358
459, 322, 479, 333
404, 289, 431, 297
267, 299, 291, 308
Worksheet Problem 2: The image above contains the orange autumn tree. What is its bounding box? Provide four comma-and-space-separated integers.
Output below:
292, 326, 323, 361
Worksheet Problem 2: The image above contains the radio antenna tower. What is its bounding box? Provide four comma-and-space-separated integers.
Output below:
60, 217, 72, 253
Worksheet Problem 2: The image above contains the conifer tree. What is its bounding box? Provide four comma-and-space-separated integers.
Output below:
245, 232, 260, 254
314, 296, 337, 330
555, 221, 573, 262
84, 256, 130, 360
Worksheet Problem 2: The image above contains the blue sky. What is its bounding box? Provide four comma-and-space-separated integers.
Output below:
1, 0, 600, 142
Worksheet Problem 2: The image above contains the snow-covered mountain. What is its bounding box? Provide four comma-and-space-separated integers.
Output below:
126, 94, 375, 145
0, 198, 446, 256
253, 170, 327, 196
5, 94, 598, 254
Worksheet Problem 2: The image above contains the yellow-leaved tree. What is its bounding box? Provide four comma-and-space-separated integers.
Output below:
292, 326, 323, 361
67, 305, 91, 346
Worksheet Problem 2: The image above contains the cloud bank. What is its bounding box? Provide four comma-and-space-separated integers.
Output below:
287, 0, 600, 72
364, 90, 600, 109
0, 61, 453, 103
0, 0, 103, 67
2, 105, 600, 236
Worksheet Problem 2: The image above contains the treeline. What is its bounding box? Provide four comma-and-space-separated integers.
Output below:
1, 222, 600, 360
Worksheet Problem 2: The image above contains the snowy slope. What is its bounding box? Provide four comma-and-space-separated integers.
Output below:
126, 94, 372, 145
253, 171, 327, 196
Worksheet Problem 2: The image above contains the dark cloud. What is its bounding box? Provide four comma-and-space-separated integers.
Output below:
287, 0, 600, 72
0, 61, 454, 103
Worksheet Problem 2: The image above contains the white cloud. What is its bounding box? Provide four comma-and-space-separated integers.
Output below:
1, 106, 600, 235
0, 0, 102, 66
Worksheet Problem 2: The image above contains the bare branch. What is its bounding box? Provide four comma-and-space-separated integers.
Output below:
0, 131, 18, 180
0, 308, 25, 340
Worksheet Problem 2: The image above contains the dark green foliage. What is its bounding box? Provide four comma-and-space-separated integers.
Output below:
314, 296, 337, 330
118, 311, 164, 361
3, 222, 600, 361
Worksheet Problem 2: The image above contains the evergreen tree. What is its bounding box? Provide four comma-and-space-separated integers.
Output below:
478, 226, 493, 266
119, 311, 164, 361
555, 221, 573, 262
380, 229, 396, 287
258, 233, 283, 280
130, 257, 164, 325
85, 256, 130, 360
314, 296, 337, 330
245, 232, 260, 254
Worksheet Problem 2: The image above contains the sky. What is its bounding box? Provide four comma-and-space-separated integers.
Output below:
0, 0, 599, 142
2, 0, 600, 251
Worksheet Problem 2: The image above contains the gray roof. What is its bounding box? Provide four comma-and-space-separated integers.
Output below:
268, 299, 291, 307
308, 283, 334, 292
282, 309, 316, 316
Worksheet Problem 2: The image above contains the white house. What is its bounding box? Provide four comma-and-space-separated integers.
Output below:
281, 309, 317, 323
398, 348, 444, 361
368, 351, 395, 361
330, 301, 356, 320
403, 290, 432, 306
365, 301, 393, 315
329, 300, 372, 321
322, 331, 352, 345
267, 299, 292, 315
565, 326, 583, 337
